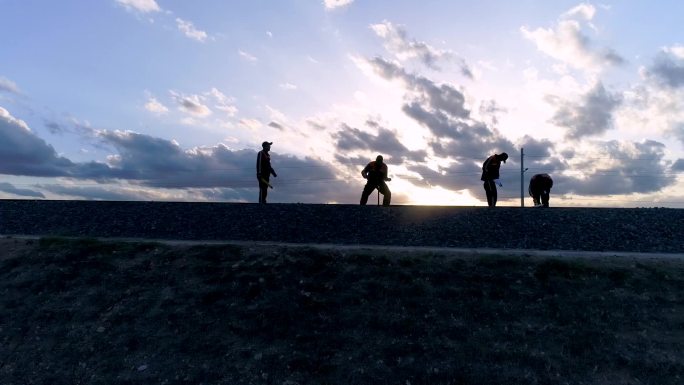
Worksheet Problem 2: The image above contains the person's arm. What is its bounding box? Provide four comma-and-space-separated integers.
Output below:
383, 165, 391, 181
361, 164, 369, 179
256, 151, 263, 177
271, 166, 277, 177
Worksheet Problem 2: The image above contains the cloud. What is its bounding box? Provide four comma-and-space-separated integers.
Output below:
332, 121, 427, 163
206, 88, 238, 117
370, 21, 471, 76
238, 118, 262, 130
673, 158, 684, 171
268, 121, 284, 130
647, 45, 684, 89
521, 3, 624, 72
38, 183, 166, 201
549, 82, 622, 139
94, 130, 358, 203
115, 0, 161, 13
0, 76, 20, 94
554, 140, 677, 196
170, 91, 212, 117
144, 97, 169, 114
367, 57, 470, 118
239, 50, 258, 62
0, 182, 45, 198
0, 107, 112, 178
324, 0, 353, 10
280, 83, 298, 90
176, 18, 209, 42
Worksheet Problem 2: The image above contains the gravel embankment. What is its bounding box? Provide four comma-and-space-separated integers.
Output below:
0, 200, 682, 253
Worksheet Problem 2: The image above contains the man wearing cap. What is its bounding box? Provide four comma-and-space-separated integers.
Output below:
360, 155, 392, 206
256, 141, 277, 204
529, 173, 553, 207
480, 152, 508, 207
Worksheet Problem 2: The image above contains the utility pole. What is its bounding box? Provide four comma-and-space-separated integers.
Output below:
520, 147, 525, 207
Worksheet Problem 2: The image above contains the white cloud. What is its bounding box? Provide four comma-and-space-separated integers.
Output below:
280, 83, 297, 90
0, 76, 20, 94
664, 45, 684, 59
206, 88, 238, 117
169, 91, 212, 117
521, 4, 624, 72
562, 3, 596, 21
239, 50, 258, 62
324, 0, 354, 10
115, 0, 161, 13
176, 18, 209, 42
144, 97, 169, 114
239, 118, 262, 130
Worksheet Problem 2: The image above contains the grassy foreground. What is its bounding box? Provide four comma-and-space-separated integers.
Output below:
1, 238, 683, 385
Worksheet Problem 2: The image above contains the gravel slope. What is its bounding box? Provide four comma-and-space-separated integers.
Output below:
1, 200, 682, 252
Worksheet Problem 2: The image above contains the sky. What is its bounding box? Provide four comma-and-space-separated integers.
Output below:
1, 0, 683, 207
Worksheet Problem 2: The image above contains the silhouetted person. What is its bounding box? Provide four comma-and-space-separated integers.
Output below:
360, 155, 391, 206
256, 141, 277, 203
529, 173, 553, 207
481, 152, 508, 207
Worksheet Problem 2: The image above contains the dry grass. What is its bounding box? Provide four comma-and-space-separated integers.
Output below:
1, 237, 683, 384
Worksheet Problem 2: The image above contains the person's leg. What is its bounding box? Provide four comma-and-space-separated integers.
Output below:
360, 183, 376, 205
378, 182, 391, 206
491, 181, 498, 206
541, 190, 550, 207
258, 178, 270, 203
483, 181, 493, 207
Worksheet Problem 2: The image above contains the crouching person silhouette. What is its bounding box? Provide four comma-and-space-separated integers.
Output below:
360, 155, 391, 206
529, 173, 553, 207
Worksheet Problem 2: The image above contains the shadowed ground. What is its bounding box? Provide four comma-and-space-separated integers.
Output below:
1, 237, 683, 384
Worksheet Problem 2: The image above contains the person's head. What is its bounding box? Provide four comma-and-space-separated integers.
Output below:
499, 152, 508, 163
262, 141, 272, 151
375, 155, 384, 165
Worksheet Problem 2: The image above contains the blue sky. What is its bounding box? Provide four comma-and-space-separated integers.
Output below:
1, 0, 683, 206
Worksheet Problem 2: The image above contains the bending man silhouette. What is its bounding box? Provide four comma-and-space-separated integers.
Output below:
529, 173, 553, 207
480, 152, 508, 207
360, 155, 391, 206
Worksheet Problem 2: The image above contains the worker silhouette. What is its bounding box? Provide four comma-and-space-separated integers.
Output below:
529, 173, 553, 207
256, 141, 277, 203
360, 155, 391, 206
480, 152, 508, 207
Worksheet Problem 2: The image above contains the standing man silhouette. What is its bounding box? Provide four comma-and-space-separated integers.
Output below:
360, 155, 392, 206
256, 141, 277, 203
480, 152, 508, 207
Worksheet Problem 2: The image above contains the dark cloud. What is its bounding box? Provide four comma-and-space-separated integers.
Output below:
45, 121, 66, 135
96, 130, 360, 203
332, 122, 426, 163
553, 140, 676, 196
550, 82, 622, 140
0, 107, 111, 178
367, 57, 515, 159
649, 50, 684, 88
370, 21, 472, 77
368, 57, 471, 119
673, 158, 684, 171
2, 108, 359, 203
0, 182, 45, 198
268, 121, 284, 130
